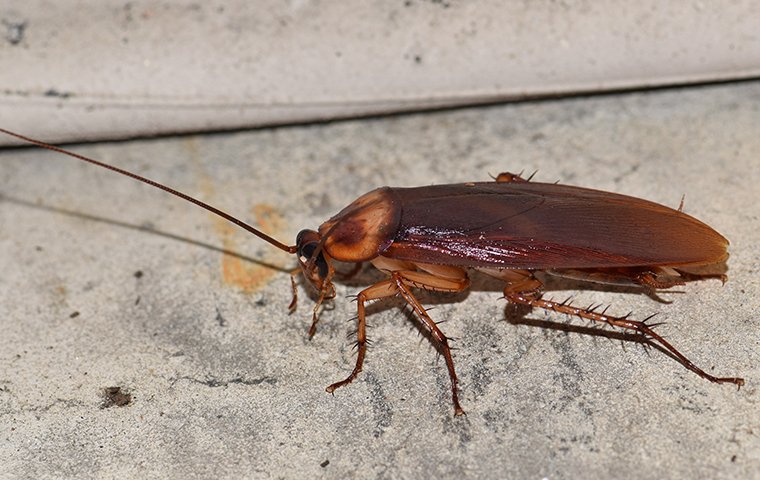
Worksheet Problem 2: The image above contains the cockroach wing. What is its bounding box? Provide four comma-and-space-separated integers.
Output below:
382, 182, 728, 270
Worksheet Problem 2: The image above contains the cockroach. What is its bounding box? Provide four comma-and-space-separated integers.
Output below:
0, 128, 744, 416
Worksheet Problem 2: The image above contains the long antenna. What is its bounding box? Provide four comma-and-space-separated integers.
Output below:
0, 128, 297, 254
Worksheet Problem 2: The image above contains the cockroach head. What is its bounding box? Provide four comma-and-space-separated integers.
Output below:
295, 229, 332, 293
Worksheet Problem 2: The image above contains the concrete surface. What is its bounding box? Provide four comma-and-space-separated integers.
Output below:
1, 81, 759, 479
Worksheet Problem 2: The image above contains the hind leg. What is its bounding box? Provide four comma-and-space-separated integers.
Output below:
480, 268, 744, 387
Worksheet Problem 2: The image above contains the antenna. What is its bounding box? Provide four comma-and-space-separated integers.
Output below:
0, 128, 297, 254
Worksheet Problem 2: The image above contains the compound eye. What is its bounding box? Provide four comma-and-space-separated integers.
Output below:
298, 242, 316, 265
297, 242, 329, 279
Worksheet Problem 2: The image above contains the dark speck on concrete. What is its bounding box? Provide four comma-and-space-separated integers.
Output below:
101, 386, 132, 408
320, 460, 330, 468
404, 0, 451, 7
44, 89, 73, 99
2, 19, 27, 45
215, 307, 226, 327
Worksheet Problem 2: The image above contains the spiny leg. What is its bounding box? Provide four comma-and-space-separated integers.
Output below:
325, 280, 394, 393
308, 283, 336, 339
327, 259, 470, 415
502, 276, 744, 387
390, 272, 467, 416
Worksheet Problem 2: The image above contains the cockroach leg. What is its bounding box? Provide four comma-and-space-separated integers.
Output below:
308, 283, 336, 338
631, 270, 685, 290
325, 279, 394, 394
501, 275, 745, 387
494, 171, 530, 183
605, 315, 744, 387
288, 269, 300, 312
391, 272, 466, 416
327, 260, 470, 415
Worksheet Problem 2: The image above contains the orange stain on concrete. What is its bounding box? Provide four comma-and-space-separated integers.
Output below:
215, 204, 288, 293
180, 141, 289, 295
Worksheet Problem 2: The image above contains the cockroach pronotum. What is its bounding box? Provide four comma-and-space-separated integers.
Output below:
0, 128, 744, 416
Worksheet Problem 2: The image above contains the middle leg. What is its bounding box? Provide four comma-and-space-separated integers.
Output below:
327, 258, 471, 415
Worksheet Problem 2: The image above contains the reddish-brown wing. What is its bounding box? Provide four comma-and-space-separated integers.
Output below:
382, 182, 727, 270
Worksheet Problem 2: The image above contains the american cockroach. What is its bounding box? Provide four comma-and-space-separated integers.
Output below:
1, 128, 744, 416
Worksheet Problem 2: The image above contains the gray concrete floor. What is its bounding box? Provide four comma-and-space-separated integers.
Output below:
1, 82, 759, 479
